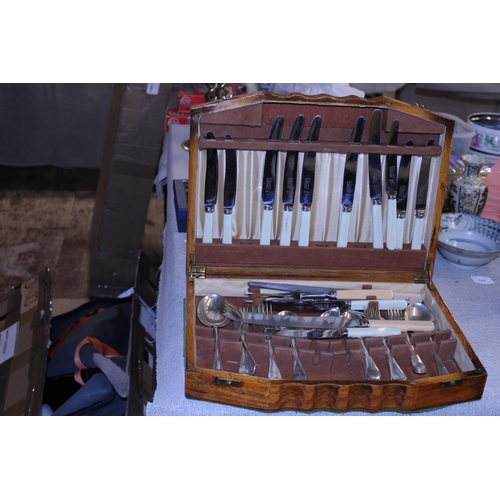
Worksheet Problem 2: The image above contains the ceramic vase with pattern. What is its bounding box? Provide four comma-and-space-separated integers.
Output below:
448, 154, 488, 216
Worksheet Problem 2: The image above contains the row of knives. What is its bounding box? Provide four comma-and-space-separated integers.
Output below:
201, 108, 437, 250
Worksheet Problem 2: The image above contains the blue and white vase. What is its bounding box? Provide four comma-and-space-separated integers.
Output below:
448, 154, 488, 215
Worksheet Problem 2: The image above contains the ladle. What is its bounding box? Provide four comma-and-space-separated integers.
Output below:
197, 295, 230, 371
278, 311, 306, 380
404, 302, 449, 375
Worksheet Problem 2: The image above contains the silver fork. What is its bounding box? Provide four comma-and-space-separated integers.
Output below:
359, 338, 381, 380
236, 307, 257, 376
387, 309, 426, 374
365, 304, 406, 381
253, 303, 282, 379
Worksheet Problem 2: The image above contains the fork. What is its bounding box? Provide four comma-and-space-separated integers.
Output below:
236, 307, 257, 376
387, 309, 426, 374
253, 303, 282, 379
365, 304, 406, 381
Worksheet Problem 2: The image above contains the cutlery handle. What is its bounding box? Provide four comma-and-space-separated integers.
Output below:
279, 209, 292, 246
396, 217, 405, 249
386, 198, 397, 250
411, 215, 424, 250
337, 210, 350, 248
368, 319, 435, 332
372, 202, 384, 249
349, 299, 407, 310
202, 210, 214, 244
337, 289, 394, 300
346, 326, 401, 338
222, 212, 232, 244
298, 209, 311, 247
260, 208, 272, 245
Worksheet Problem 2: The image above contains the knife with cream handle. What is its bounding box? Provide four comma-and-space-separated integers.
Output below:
337, 116, 365, 247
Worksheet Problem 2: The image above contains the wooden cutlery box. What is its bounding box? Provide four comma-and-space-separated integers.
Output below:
183, 91, 487, 412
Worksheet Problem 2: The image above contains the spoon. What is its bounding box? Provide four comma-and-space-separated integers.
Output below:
340, 309, 381, 380
234, 307, 257, 376
404, 302, 449, 375
197, 295, 230, 371
278, 311, 306, 380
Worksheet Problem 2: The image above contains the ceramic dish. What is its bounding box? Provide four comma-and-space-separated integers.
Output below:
468, 113, 500, 156
438, 213, 500, 268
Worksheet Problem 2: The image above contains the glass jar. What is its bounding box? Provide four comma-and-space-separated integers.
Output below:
448, 154, 488, 215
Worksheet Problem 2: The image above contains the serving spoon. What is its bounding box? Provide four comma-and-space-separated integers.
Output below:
197, 295, 230, 371
404, 302, 449, 375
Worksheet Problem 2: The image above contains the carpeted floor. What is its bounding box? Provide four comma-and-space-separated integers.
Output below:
0, 166, 164, 301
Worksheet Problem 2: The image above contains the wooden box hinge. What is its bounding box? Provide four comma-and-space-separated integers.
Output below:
413, 259, 434, 289
188, 253, 206, 284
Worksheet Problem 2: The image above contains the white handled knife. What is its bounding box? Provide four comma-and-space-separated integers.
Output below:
411, 139, 435, 250
385, 119, 399, 250
337, 116, 365, 247
222, 135, 237, 244
368, 109, 384, 249
298, 115, 322, 247
279, 114, 304, 246
260, 116, 284, 245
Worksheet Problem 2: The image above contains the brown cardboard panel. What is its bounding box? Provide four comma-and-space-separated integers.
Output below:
0, 269, 51, 416
89, 83, 169, 298
126, 252, 158, 416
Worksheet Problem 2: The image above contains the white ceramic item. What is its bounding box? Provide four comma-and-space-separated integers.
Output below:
438, 213, 500, 268
468, 113, 500, 156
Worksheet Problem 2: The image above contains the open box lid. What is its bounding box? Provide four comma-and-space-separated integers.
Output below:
186, 92, 454, 285
0, 269, 51, 416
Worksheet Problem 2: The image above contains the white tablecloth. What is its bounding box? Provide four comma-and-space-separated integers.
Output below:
147, 124, 500, 416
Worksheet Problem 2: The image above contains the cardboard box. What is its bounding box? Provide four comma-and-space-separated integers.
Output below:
126, 251, 158, 416
89, 83, 171, 299
173, 179, 188, 233
0, 269, 51, 416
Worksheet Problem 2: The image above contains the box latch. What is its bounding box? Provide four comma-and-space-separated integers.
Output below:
188, 253, 206, 284
414, 259, 434, 289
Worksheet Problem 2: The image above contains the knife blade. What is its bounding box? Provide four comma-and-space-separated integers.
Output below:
279, 114, 305, 246
337, 116, 365, 248
385, 119, 400, 250
298, 115, 322, 247
411, 139, 435, 250
202, 131, 218, 243
247, 280, 394, 300
222, 135, 237, 244
368, 109, 384, 248
259, 115, 285, 245
238, 311, 434, 333
395, 140, 414, 249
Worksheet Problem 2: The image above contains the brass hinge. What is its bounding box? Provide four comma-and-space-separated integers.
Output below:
413, 259, 434, 289
188, 253, 206, 284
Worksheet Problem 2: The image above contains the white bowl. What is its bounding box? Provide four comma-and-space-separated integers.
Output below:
468, 113, 500, 156
438, 213, 500, 268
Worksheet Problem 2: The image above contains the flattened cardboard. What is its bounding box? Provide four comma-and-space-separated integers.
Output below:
89, 83, 171, 298
0, 269, 51, 416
